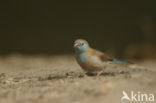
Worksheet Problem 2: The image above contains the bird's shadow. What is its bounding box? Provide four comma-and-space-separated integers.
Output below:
38, 71, 131, 81
86, 72, 115, 76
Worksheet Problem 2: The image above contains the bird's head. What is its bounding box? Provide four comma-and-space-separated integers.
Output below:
74, 39, 89, 53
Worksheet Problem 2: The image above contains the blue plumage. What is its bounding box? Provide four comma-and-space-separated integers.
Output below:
76, 53, 88, 64
110, 59, 132, 64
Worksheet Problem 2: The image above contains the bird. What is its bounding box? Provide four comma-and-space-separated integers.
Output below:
73, 39, 132, 75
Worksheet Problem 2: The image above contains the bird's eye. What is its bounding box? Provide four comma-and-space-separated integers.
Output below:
81, 43, 84, 46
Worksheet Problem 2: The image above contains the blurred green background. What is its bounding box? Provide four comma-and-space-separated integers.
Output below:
0, 1, 156, 58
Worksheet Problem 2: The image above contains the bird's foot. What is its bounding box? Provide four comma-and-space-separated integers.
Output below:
96, 70, 104, 76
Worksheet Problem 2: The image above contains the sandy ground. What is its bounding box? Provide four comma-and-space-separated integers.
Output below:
0, 54, 156, 103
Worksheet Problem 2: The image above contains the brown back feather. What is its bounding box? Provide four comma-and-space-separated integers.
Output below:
100, 53, 113, 61
87, 48, 113, 62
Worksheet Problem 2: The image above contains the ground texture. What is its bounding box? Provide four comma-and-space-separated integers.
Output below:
0, 54, 156, 103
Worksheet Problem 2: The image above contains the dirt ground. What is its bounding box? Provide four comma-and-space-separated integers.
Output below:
0, 54, 156, 103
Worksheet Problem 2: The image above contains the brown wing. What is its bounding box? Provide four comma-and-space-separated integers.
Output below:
87, 48, 114, 62
100, 53, 113, 61
93, 49, 113, 61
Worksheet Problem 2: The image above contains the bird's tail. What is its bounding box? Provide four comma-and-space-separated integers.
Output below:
111, 59, 133, 64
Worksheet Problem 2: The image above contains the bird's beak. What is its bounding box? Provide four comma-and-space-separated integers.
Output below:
74, 43, 79, 48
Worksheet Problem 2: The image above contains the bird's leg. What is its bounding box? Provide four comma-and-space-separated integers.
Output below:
97, 65, 107, 76
96, 70, 104, 76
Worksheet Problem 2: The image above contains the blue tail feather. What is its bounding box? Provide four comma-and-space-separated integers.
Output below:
110, 59, 133, 64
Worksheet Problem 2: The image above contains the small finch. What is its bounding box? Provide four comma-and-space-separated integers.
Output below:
73, 39, 132, 75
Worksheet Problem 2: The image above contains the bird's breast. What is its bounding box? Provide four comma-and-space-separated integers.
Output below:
76, 53, 88, 64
